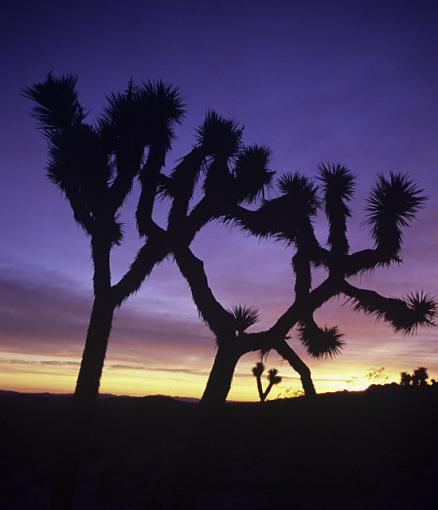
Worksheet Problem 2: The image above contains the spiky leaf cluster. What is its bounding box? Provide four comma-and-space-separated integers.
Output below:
230, 305, 260, 333
196, 110, 243, 158
319, 164, 355, 201
101, 80, 184, 153
319, 164, 355, 254
23, 73, 84, 130
349, 289, 436, 334
235, 173, 319, 243
25, 75, 186, 245
233, 145, 274, 203
277, 173, 320, 213
24, 74, 120, 240
367, 173, 425, 259
267, 368, 282, 385
298, 321, 344, 358
252, 361, 265, 378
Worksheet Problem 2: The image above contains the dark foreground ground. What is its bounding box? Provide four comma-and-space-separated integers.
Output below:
0, 388, 437, 510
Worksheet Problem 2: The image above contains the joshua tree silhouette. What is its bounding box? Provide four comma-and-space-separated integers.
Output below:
264, 368, 283, 400
25, 75, 267, 406
26, 75, 436, 408
252, 361, 266, 401
25, 75, 187, 405
172, 166, 436, 407
251, 363, 282, 402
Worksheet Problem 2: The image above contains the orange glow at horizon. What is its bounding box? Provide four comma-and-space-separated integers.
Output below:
0, 349, 428, 401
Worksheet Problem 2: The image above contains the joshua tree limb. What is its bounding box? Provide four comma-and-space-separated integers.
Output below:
173, 245, 235, 337
26, 75, 187, 405
274, 339, 316, 397
269, 278, 339, 339
341, 281, 436, 334
111, 236, 170, 307
173, 243, 319, 403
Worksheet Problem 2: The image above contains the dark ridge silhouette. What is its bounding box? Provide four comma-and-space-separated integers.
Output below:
171, 165, 436, 407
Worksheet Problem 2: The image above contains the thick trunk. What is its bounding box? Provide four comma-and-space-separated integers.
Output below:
201, 343, 240, 407
74, 233, 112, 406
275, 340, 316, 397
74, 294, 114, 406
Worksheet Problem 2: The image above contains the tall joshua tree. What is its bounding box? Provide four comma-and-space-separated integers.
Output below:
24, 74, 185, 405
172, 165, 436, 407
26, 74, 273, 405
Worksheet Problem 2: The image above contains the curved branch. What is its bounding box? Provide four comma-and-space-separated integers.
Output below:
136, 146, 166, 236
341, 281, 436, 334
269, 278, 339, 338
173, 245, 235, 336
167, 148, 205, 228
274, 339, 316, 397
111, 236, 170, 307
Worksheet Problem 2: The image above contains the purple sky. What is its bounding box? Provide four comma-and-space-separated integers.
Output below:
1, 1, 438, 398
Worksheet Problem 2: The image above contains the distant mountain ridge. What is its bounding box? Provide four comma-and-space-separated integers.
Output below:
0, 389, 200, 403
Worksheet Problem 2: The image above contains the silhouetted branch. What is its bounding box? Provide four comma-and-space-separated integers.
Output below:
319, 164, 354, 256
293, 250, 312, 301
173, 245, 235, 337
298, 315, 344, 358
167, 148, 205, 227
341, 282, 436, 334
111, 236, 170, 307
367, 173, 425, 261
274, 339, 316, 397
269, 278, 338, 338
136, 147, 167, 236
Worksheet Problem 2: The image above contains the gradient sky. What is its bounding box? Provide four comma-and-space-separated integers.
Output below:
1, 0, 438, 400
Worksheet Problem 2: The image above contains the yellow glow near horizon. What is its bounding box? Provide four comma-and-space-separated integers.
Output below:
0, 350, 418, 401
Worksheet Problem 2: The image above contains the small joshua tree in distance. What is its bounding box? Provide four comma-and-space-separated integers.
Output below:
264, 368, 282, 401
252, 363, 282, 402
252, 361, 265, 402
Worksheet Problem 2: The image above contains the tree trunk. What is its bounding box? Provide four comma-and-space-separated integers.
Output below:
275, 340, 317, 397
263, 382, 274, 401
256, 376, 265, 402
201, 343, 240, 407
74, 294, 114, 406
